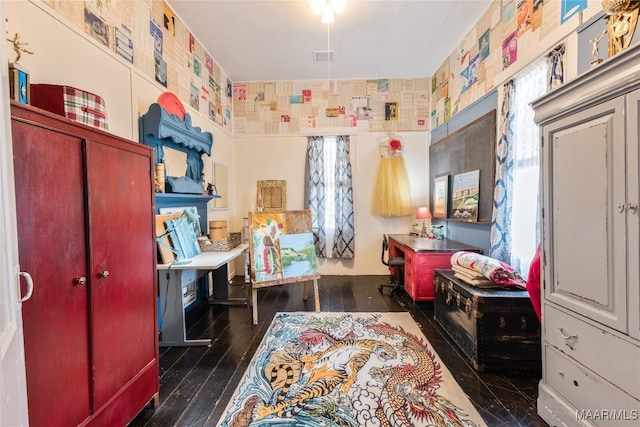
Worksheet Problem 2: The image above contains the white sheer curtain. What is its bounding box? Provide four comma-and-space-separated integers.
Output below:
510, 59, 547, 275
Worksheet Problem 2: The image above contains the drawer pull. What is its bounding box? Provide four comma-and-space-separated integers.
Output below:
455, 292, 461, 307
558, 327, 578, 350
446, 293, 452, 305
465, 299, 472, 317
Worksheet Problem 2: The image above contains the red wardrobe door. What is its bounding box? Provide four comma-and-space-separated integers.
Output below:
85, 141, 156, 410
12, 119, 91, 426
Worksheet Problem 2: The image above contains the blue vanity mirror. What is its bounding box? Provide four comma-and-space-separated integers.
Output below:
139, 102, 213, 194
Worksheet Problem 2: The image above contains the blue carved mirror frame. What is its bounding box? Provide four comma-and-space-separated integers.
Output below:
139, 103, 213, 194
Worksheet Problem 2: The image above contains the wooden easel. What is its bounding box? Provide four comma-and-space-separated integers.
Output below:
248, 210, 320, 325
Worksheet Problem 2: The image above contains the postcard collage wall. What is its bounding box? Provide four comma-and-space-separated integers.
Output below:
232, 78, 431, 135
431, 0, 603, 128
249, 211, 319, 283
41, 0, 603, 137
41, 0, 233, 132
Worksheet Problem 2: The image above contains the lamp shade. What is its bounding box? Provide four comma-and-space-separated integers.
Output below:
416, 206, 432, 220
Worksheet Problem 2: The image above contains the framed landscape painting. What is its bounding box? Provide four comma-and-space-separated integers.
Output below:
280, 232, 318, 278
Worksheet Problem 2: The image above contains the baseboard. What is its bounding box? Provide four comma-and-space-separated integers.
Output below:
538, 381, 594, 427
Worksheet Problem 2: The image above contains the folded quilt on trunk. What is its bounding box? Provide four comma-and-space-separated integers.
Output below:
451, 265, 498, 288
450, 251, 526, 289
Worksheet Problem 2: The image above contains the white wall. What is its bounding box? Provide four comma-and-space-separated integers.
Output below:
235, 131, 429, 275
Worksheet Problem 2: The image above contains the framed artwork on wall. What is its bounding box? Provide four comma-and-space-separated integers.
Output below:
433, 174, 450, 218
452, 169, 480, 222
257, 180, 287, 212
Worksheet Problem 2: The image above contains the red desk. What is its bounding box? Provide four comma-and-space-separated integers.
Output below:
387, 234, 482, 302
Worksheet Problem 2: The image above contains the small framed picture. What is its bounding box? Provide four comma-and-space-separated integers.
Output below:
9, 63, 29, 104
433, 174, 450, 219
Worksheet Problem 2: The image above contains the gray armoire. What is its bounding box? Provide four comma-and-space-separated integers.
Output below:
532, 42, 640, 425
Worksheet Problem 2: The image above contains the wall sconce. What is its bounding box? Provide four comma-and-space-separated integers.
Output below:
602, 0, 640, 56
416, 206, 432, 238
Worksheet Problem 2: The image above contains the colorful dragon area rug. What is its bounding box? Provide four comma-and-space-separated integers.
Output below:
217, 312, 487, 427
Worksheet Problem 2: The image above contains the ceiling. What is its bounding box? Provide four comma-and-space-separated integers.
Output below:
166, 0, 492, 82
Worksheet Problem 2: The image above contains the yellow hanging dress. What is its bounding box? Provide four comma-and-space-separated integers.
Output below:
371, 136, 414, 216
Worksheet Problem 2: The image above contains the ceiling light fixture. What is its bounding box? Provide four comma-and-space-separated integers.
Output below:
311, 1, 345, 94
311, 0, 346, 24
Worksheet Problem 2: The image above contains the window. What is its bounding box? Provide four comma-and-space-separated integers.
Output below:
491, 58, 550, 275
510, 59, 547, 274
305, 135, 355, 259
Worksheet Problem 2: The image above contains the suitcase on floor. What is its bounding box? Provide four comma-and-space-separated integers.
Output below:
434, 269, 541, 371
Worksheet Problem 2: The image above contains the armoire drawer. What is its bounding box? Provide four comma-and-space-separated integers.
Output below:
544, 345, 640, 423
545, 304, 640, 399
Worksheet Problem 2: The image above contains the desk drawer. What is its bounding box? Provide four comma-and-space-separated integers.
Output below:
403, 251, 416, 298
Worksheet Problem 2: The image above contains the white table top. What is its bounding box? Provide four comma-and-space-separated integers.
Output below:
157, 243, 249, 270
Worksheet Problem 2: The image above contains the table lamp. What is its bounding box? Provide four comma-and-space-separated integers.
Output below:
416, 206, 432, 238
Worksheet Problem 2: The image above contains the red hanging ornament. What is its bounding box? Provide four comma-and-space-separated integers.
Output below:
389, 138, 402, 151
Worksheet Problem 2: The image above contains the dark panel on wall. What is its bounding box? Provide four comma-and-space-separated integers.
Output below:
429, 109, 496, 224
432, 90, 498, 144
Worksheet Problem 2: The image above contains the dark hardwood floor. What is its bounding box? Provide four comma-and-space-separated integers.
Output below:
130, 275, 547, 427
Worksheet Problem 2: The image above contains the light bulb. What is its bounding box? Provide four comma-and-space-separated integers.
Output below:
321, 7, 334, 23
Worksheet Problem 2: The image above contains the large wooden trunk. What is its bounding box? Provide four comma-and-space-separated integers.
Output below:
434, 269, 541, 371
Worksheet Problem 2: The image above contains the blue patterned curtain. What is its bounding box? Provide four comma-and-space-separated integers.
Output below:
546, 44, 565, 91
332, 136, 355, 258
305, 136, 354, 259
489, 80, 515, 263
